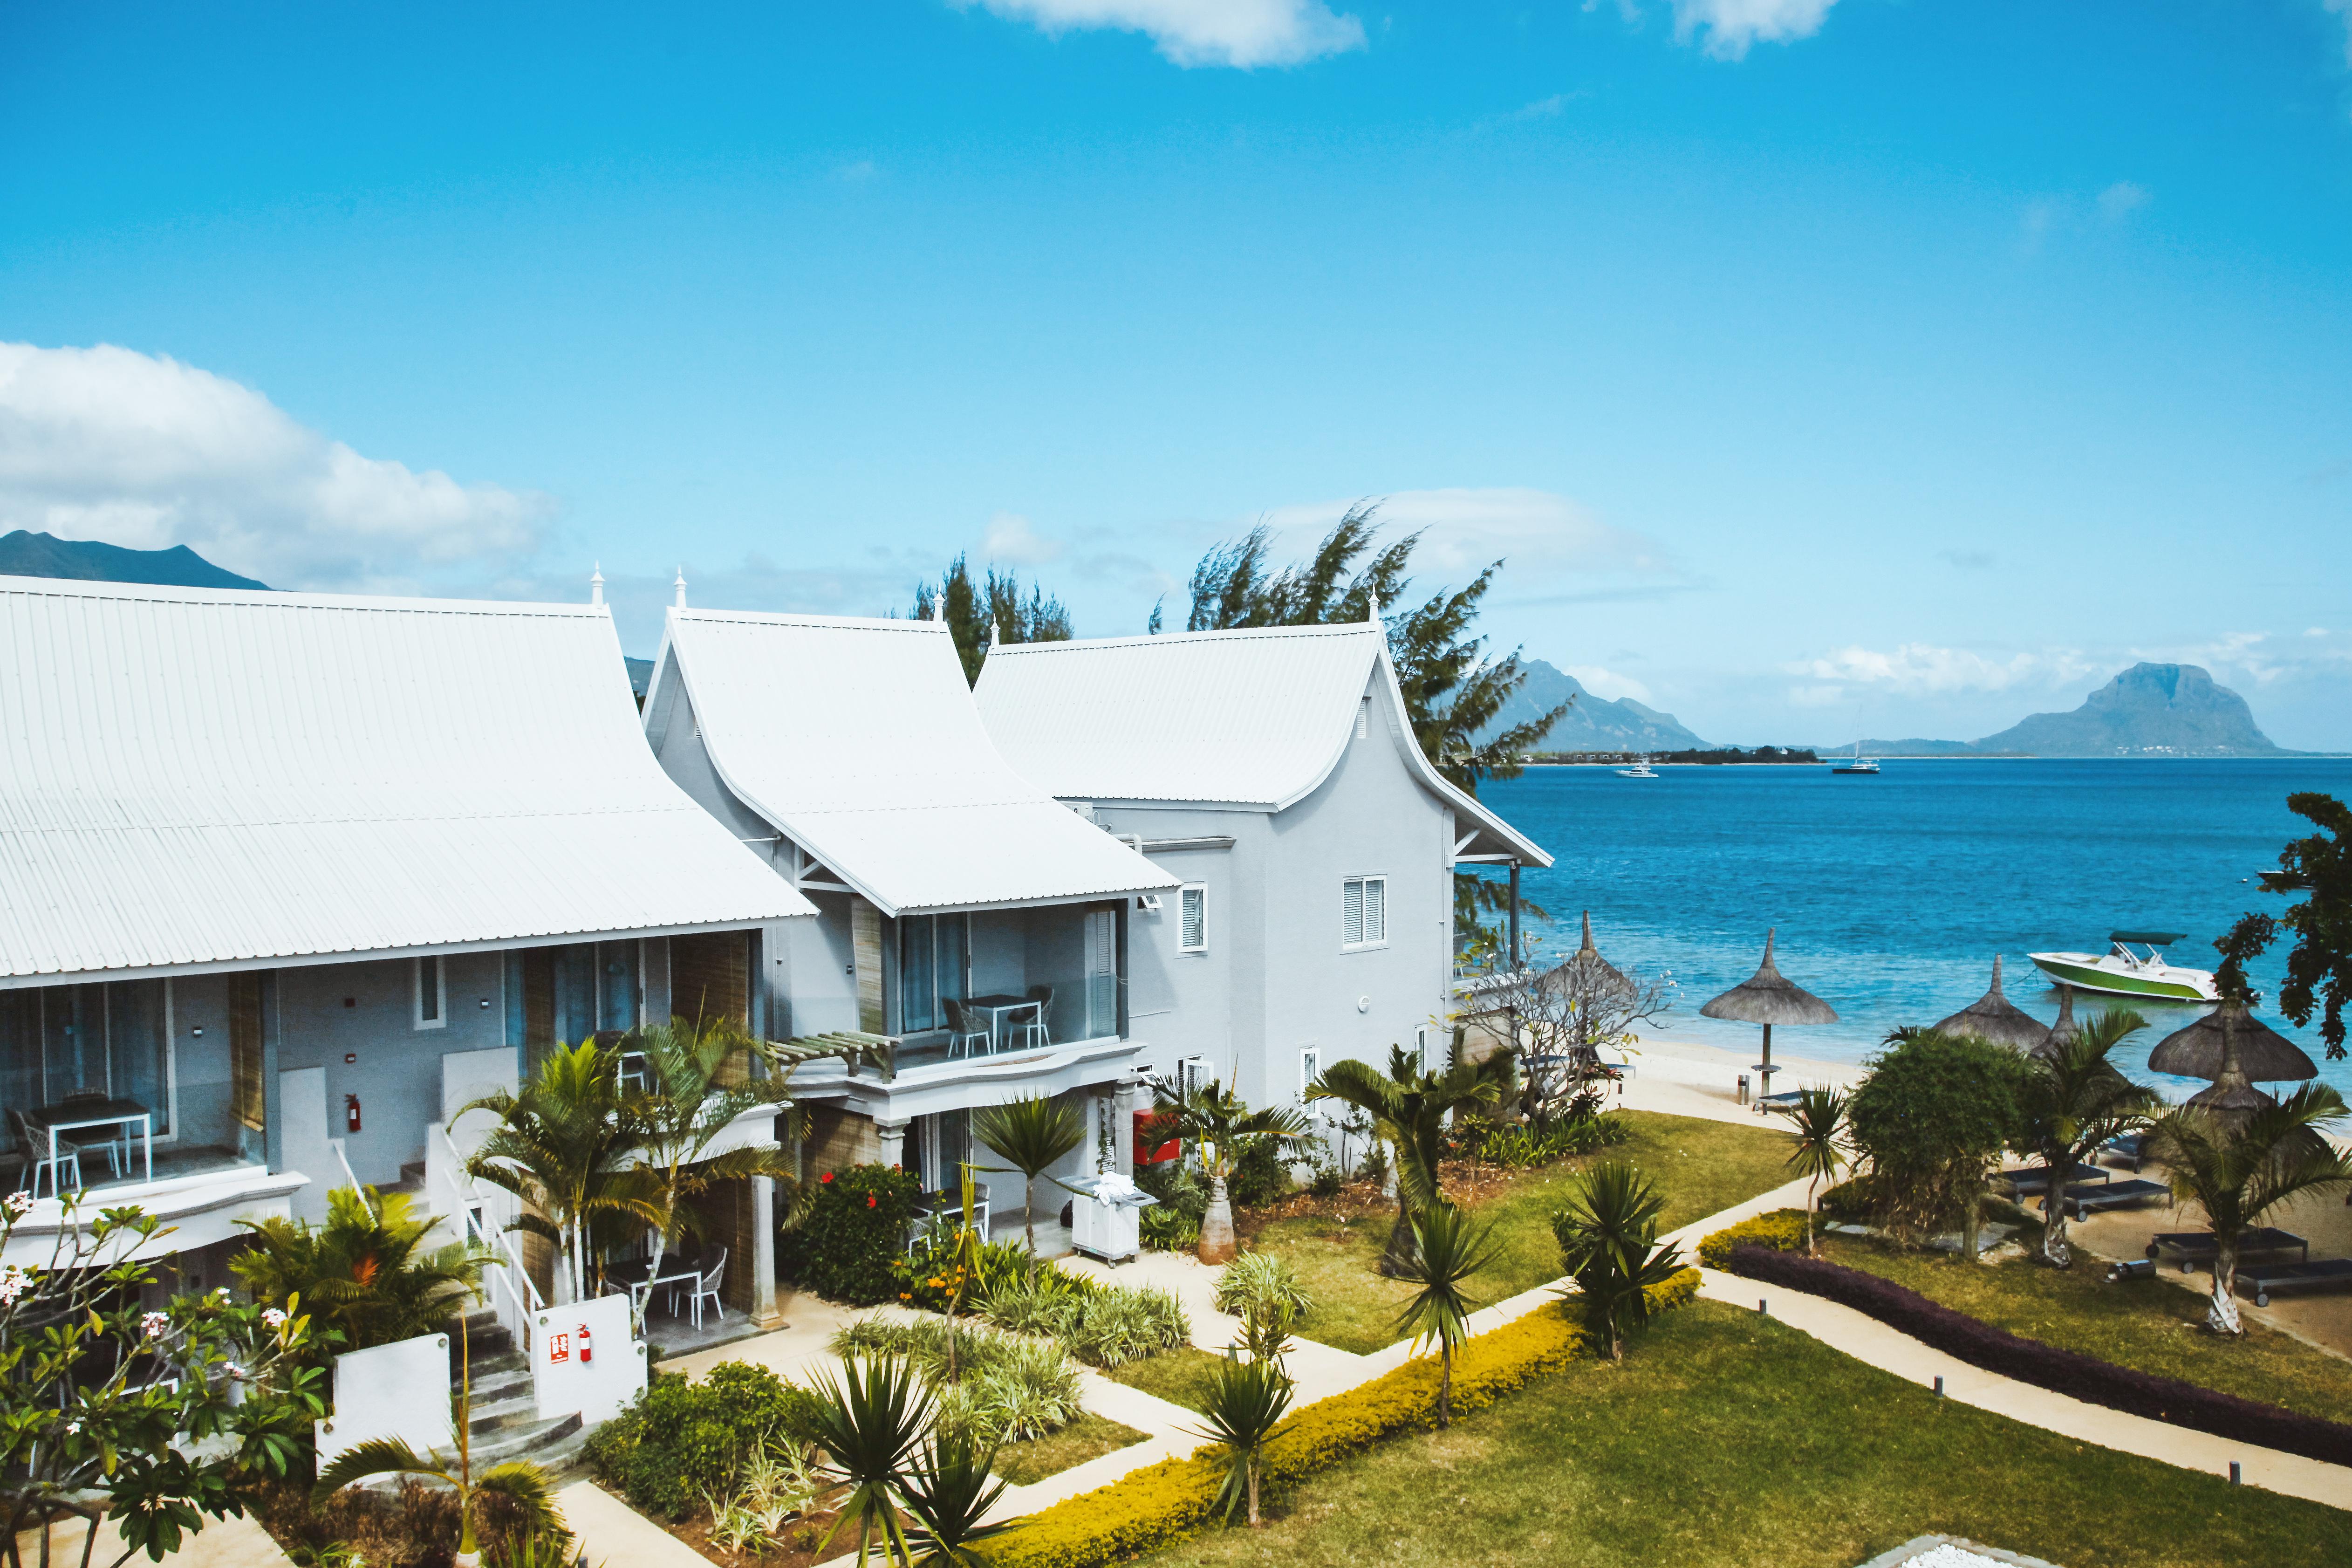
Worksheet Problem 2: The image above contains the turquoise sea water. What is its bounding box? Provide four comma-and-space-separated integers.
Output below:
1481, 759, 2352, 1102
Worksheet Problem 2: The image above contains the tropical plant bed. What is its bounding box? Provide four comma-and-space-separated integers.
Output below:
1240, 1109, 1796, 1353
1135, 1301, 2350, 1568
1722, 1244, 2352, 1467
595, 1479, 850, 1568
1816, 1231, 2352, 1426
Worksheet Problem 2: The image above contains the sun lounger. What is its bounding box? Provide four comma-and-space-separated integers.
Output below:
2057, 1178, 2167, 1219
2097, 1132, 2147, 1173
1756, 1089, 1807, 1111
1997, 1163, 2110, 1194
2147, 1228, 2309, 1273
2242, 1258, 2352, 1308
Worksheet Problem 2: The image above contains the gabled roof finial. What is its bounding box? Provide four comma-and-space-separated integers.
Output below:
588, 563, 604, 607
1367, 586, 1381, 624
673, 567, 688, 609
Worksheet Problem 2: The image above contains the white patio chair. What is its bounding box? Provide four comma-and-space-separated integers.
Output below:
678, 1246, 728, 1330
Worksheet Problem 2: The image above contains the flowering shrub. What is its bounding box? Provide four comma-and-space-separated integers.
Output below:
778, 1163, 920, 1305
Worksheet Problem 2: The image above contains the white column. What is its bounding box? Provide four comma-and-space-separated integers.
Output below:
749, 1174, 782, 1328
876, 1117, 910, 1173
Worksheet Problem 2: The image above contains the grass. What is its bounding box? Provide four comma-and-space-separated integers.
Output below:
1818, 1231, 2352, 1425
1243, 1110, 1797, 1353
1105, 1346, 1230, 1412
992, 1411, 1151, 1487
1141, 1301, 2350, 1568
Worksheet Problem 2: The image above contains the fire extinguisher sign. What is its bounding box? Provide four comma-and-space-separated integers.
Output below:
547, 1331, 570, 1364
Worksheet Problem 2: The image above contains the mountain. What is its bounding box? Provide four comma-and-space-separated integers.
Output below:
1973, 663, 2285, 756
1846, 664, 2290, 757
0, 530, 267, 591
1478, 658, 1711, 753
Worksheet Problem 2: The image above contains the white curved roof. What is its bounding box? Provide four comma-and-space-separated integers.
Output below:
0, 576, 813, 984
645, 609, 1175, 917
975, 623, 1551, 865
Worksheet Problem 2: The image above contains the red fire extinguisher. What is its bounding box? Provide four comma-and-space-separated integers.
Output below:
344, 1094, 362, 1134
578, 1324, 593, 1365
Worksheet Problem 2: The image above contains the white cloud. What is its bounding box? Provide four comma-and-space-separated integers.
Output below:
1668, 0, 1838, 60
981, 510, 1066, 566
1256, 486, 1678, 585
2327, 0, 2352, 68
1790, 642, 2095, 695
1566, 664, 1654, 704
1785, 683, 1848, 708
955, 0, 1365, 68
2097, 180, 2149, 221
0, 342, 549, 590
1512, 94, 1569, 120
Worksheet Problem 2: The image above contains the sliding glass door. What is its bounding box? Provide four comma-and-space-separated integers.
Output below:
896, 914, 969, 1034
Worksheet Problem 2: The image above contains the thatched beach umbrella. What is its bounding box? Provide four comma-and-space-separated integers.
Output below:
1700, 928, 1837, 1101
2181, 1007, 2280, 1127
1545, 912, 1637, 1013
2032, 984, 2081, 1061
2149, 1002, 2318, 1085
1933, 955, 2047, 1052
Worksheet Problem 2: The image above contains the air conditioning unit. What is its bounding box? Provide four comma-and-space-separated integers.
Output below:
1136, 893, 1163, 913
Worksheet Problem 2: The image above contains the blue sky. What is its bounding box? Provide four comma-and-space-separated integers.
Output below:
5, 0, 2352, 746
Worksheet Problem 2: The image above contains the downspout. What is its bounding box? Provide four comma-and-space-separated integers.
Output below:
1508, 861, 1522, 973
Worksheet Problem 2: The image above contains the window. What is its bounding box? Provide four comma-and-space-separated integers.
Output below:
1413, 1024, 1432, 1073
1356, 699, 1369, 740
1299, 1046, 1322, 1117
1341, 876, 1386, 949
414, 956, 446, 1029
1177, 1055, 1209, 1104
1179, 884, 1208, 954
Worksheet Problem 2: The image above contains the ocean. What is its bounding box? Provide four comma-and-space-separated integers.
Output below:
1480, 758, 2352, 1102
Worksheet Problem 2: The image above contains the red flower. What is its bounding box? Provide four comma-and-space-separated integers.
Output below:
866, 1194, 877, 1208
820, 1171, 834, 1184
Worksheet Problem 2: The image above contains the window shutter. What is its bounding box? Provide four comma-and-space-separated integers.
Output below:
228, 973, 265, 1133
1363, 878, 1385, 944
1342, 879, 1364, 946
1180, 886, 1205, 951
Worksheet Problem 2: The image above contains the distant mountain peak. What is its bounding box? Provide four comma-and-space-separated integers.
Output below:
0, 530, 268, 591
1476, 658, 1710, 753
1850, 662, 2288, 757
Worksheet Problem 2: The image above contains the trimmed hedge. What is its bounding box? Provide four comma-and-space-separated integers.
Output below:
1721, 1245, 2352, 1468
984, 1268, 1702, 1568
1697, 1209, 1812, 1269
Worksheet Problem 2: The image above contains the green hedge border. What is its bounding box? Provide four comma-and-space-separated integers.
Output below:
985, 1267, 1702, 1568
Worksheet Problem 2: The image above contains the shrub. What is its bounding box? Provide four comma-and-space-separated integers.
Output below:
1135, 1157, 1209, 1250
977, 1275, 1190, 1367
1847, 1031, 2031, 1246
1696, 1209, 1812, 1269
1720, 1246, 2352, 1468
829, 1317, 1085, 1445
1228, 1136, 1294, 1207
1819, 1171, 1891, 1224
893, 1227, 1029, 1311
582, 1362, 822, 1520
1448, 1111, 1634, 1170
1214, 1250, 1311, 1322
781, 1163, 922, 1305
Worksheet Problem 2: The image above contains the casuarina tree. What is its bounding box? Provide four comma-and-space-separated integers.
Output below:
1306, 1043, 1516, 1274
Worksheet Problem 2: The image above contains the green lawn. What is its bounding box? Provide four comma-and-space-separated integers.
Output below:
1106, 1347, 1230, 1412
1142, 1301, 2349, 1568
994, 1410, 1151, 1486
1244, 1110, 1797, 1353
1819, 1231, 2352, 1425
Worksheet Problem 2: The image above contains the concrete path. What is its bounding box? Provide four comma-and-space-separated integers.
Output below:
1694, 1266, 2352, 1512
17, 1511, 296, 1568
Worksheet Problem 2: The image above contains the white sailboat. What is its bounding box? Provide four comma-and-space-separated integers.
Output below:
1830, 741, 1879, 775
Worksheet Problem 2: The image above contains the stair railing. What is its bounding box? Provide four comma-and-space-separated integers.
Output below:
327, 1138, 377, 1219
434, 1124, 544, 1355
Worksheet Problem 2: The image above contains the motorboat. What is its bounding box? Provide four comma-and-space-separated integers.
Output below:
1614, 759, 1662, 779
2029, 932, 2218, 1003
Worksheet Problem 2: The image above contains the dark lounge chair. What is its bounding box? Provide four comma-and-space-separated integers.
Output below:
1997, 1163, 2110, 1195
2147, 1228, 2309, 1273
2056, 1178, 2167, 1219
2242, 1258, 2352, 1308
2097, 1132, 2147, 1173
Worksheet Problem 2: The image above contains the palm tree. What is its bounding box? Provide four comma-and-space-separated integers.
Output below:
971, 1093, 1085, 1283
1142, 1077, 1310, 1265
622, 1016, 803, 1319
2146, 1084, 2352, 1335
898, 1426, 1011, 1567
1190, 1357, 1294, 1527
808, 1353, 934, 1568
455, 1039, 662, 1305
233, 1185, 491, 1353
314, 1318, 564, 1568
1391, 1201, 1500, 1427
1772, 1089, 1851, 1257
1552, 1160, 1685, 1360
1306, 1043, 1515, 1274
2018, 1006, 2158, 1267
